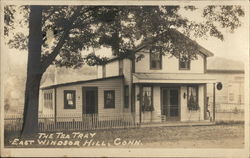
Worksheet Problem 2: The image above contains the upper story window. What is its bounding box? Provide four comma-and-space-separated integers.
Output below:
179, 55, 190, 70
64, 90, 76, 109
150, 50, 162, 70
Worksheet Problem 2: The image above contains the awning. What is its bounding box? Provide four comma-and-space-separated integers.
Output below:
133, 73, 216, 84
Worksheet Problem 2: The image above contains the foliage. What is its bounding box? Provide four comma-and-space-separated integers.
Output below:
4, 5, 245, 69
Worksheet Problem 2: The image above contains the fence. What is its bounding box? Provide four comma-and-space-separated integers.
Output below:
205, 102, 244, 122
215, 112, 244, 122
4, 113, 137, 132
215, 103, 244, 113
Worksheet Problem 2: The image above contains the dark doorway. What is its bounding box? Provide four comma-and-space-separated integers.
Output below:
82, 87, 98, 114
161, 88, 180, 121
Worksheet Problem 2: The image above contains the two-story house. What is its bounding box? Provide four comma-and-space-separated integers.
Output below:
41, 37, 216, 125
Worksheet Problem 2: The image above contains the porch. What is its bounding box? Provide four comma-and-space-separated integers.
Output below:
133, 73, 216, 124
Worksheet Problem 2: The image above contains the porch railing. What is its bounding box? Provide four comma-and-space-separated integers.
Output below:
4, 113, 136, 132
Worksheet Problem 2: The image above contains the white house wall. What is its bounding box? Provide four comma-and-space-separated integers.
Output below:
97, 58, 133, 112
55, 78, 124, 121
135, 52, 205, 74
106, 61, 119, 77
97, 65, 103, 78
206, 73, 244, 105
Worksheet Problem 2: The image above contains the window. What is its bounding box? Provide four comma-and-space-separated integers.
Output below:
187, 86, 199, 110
150, 50, 162, 70
142, 86, 154, 111
179, 56, 190, 70
44, 92, 53, 110
124, 86, 129, 108
104, 90, 115, 108
64, 90, 76, 109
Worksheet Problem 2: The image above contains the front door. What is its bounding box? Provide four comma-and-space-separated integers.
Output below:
162, 88, 180, 121
82, 87, 98, 114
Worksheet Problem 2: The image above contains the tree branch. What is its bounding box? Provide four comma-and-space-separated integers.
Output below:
40, 7, 82, 73
125, 28, 197, 58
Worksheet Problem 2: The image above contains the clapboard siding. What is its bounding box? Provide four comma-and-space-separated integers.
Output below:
55, 78, 124, 120
96, 58, 133, 113
106, 61, 119, 77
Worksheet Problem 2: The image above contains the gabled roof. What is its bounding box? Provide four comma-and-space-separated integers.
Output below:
41, 75, 124, 90
173, 29, 214, 57
104, 30, 213, 64
207, 57, 244, 71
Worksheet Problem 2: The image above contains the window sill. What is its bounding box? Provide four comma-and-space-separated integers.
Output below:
179, 68, 190, 70
150, 68, 162, 70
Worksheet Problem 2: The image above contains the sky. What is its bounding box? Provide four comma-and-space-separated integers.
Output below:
196, 23, 248, 63
179, 5, 249, 63
4, 4, 249, 71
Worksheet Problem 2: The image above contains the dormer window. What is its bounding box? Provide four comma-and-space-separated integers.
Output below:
150, 50, 162, 70
179, 55, 190, 70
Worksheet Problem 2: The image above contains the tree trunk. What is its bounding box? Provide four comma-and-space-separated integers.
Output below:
21, 6, 43, 138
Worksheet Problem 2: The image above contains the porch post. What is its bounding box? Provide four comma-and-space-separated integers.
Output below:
139, 84, 142, 124
213, 83, 216, 122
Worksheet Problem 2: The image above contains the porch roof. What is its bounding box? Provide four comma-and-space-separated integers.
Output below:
133, 73, 216, 84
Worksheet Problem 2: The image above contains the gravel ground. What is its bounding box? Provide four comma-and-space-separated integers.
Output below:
93, 123, 244, 148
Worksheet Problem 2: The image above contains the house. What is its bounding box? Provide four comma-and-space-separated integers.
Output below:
206, 57, 245, 121
40, 38, 217, 125
206, 57, 244, 107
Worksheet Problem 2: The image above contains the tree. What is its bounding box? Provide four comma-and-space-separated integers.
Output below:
4, 5, 245, 137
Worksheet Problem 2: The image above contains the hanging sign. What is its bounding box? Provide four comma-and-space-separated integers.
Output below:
216, 82, 223, 90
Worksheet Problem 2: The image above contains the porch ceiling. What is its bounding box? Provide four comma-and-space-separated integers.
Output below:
133, 73, 216, 84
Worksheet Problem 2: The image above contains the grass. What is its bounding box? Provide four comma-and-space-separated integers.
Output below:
4, 123, 244, 148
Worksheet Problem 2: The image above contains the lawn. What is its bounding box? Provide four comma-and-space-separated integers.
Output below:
5, 123, 244, 148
